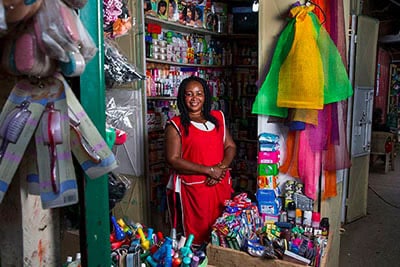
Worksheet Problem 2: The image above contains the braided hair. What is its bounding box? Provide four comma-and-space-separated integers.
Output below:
177, 76, 219, 136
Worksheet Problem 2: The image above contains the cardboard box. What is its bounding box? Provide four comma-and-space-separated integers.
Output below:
206, 244, 306, 267
206, 231, 332, 267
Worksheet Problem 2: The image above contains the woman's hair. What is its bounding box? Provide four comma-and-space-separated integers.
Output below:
195, 7, 203, 21
177, 76, 219, 136
183, 5, 195, 21
158, 0, 167, 14
144, 0, 152, 12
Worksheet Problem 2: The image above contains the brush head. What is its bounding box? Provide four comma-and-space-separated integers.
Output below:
6, 110, 31, 143
42, 104, 63, 145
0, 108, 19, 138
0, 101, 31, 143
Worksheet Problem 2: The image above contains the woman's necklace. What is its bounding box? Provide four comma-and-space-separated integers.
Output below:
190, 114, 209, 129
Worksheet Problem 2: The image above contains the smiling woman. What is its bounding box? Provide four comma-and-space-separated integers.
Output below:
164, 76, 236, 245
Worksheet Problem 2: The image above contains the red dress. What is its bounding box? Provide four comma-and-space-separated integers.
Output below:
168, 110, 233, 245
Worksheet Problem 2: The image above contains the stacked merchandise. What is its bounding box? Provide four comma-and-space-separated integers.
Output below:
208, 133, 330, 266
108, 216, 208, 267
256, 133, 281, 222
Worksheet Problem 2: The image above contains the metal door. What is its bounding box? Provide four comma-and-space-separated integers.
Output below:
345, 15, 379, 223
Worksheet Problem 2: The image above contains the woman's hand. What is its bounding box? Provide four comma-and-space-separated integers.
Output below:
205, 164, 231, 186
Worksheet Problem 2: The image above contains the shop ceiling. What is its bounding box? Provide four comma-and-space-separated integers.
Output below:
222, 0, 400, 61
363, 0, 400, 61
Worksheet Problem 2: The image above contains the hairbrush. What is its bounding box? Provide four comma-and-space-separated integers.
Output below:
68, 107, 101, 163
42, 102, 62, 193
0, 101, 32, 163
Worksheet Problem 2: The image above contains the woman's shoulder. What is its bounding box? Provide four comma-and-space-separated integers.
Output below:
210, 109, 222, 116
169, 115, 182, 125
211, 110, 224, 119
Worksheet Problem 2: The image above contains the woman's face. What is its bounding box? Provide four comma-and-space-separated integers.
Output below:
159, 5, 166, 14
184, 81, 205, 114
169, 4, 174, 17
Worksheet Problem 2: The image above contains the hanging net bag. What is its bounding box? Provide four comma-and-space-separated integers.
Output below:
251, 18, 295, 118
277, 5, 324, 110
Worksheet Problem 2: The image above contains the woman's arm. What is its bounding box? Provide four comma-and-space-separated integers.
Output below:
164, 123, 216, 177
219, 127, 237, 168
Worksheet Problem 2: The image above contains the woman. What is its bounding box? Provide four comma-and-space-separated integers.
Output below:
157, 0, 168, 19
165, 76, 236, 245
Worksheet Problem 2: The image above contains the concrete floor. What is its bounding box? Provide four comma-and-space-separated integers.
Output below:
339, 155, 400, 267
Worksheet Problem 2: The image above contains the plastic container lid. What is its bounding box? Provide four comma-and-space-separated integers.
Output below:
295, 208, 302, 217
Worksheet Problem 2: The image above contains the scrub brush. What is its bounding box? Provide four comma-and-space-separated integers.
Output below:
42, 102, 63, 193
0, 101, 31, 163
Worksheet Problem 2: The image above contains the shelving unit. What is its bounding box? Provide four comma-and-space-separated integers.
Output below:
387, 64, 400, 139
143, 1, 258, 231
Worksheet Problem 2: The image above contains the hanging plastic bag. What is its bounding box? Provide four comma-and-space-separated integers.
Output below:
0, 0, 7, 32
108, 172, 131, 210
62, 0, 88, 9
104, 38, 145, 87
33, 0, 80, 62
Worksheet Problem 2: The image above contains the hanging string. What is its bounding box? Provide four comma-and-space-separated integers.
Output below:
305, 0, 327, 25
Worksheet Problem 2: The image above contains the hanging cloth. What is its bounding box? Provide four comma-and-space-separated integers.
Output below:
311, 12, 353, 104
280, 130, 296, 174
252, 4, 353, 118
277, 5, 324, 110
292, 108, 319, 126
298, 128, 321, 200
251, 18, 296, 118
280, 130, 300, 178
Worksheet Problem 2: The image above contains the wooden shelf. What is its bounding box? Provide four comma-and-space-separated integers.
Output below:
146, 58, 225, 68
145, 15, 225, 36
147, 96, 177, 100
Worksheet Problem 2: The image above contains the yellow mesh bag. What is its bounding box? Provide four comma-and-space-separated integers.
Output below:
277, 5, 324, 110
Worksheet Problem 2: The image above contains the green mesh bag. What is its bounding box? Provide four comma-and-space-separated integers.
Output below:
311, 13, 353, 103
252, 6, 353, 118
251, 19, 295, 118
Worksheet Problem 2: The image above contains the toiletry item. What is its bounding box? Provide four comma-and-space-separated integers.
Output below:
42, 102, 63, 193
62, 256, 72, 267
303, 210, 312, 227
320, 217, 330, 236
287, 201, 296, 224
68, 253, 81, 267
68, 107, 101, 163
0, 101, 31, 163
312, 212, 321, 229
295, 208, 303, 225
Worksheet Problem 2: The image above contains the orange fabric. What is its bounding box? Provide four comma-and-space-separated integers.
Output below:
288, 131, 300, 178
312, 0, 327, 24
280, 131, 296, 173
323, 170, 337, 199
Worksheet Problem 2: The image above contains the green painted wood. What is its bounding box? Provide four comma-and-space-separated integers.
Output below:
79, 1, 111, 266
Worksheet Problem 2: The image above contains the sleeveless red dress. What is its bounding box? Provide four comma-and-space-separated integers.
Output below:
168, 110, 233, 245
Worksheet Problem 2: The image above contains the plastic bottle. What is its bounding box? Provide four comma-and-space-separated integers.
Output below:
320, 217, 330, 237
62, 256, 72, 267
287, 201, 296, 224
68, 253, 81, 267
303, 210, 312, 227
311, 212, 320, 229
295, 208, 302, 225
